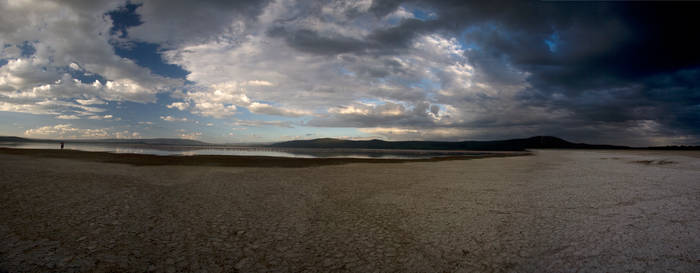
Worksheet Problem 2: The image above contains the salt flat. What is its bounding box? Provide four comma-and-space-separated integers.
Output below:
0, 149, 698, 272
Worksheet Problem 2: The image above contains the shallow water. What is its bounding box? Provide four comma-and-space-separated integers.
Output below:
0, 141, 481, 159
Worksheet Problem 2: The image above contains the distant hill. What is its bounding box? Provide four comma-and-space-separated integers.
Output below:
269, 136, 630, 151
3, 135, 698, 150
0, 136, 209, 146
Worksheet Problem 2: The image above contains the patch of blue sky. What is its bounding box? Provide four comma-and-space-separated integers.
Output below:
358, 98, 386, 106
107, 2, 189, 79
0, 44, 9, 66
544, 32, 560, 53
409, 77, 441, 92
458, 33, 481, 51
113, 42, 189, 79
68, 67, 108, 84
107, 2, 141, 38
338, 66, 356, 77
461, 23, 522, 52
0, 112, 54, 137
411, 7, 437, 21
459, 25, 489, 52
0, 41, 37, 65
384, 4, 437, 25
18, 41, 36, 57
105, 93, 178, 124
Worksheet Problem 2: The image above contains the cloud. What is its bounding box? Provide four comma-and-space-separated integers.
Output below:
248, 102, 311, 117
0, 0, 182, 119
88, 114, 113, 120
179, 131, 202, 140
23, 123, 143, 139
359, 127, 473, 141
69, 63, 82, 71
24, 124, 109, 139
245, 80, 274, 87
115, 130, 141, 139
56, 115, 80, 120
2, 0, 699, 145
76, 98, 106, 105
232, 119, 294, 128
0, 98, 107, 117
126, 0, 271, 46
167, 102, 189, 111
160, 115, 188, 122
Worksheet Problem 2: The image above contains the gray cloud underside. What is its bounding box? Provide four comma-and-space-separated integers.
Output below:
1, 0, 698, 145
259, 0, 700, 145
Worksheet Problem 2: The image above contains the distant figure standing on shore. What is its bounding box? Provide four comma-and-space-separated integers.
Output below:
60, 142, 64, 150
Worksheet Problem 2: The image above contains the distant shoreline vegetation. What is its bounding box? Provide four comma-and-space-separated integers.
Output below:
1, 136, 698, 151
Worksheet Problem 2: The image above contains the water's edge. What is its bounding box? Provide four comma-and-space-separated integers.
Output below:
0, 141, 516, 159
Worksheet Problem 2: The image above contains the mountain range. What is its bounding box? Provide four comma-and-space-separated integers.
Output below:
2, 136, 698, 151
268, 136, 629, 151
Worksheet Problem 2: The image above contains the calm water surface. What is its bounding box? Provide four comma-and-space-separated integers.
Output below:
0, 142, 482, 159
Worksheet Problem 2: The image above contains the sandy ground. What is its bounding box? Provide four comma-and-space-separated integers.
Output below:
0, 149, 698, 272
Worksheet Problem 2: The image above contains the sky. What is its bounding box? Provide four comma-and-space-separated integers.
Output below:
0, 0, 699, 146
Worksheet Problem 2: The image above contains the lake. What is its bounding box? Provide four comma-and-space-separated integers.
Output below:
0, 141, 487, 159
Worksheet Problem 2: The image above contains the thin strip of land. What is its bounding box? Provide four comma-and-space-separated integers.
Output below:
0, 147, 530, 168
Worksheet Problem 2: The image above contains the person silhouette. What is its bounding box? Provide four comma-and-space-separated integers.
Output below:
60, 141, 64, 150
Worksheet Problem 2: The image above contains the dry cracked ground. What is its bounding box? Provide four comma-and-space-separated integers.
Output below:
0, 149, 699, 272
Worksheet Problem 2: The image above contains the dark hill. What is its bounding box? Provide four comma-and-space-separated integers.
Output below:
269, 136, 629, 151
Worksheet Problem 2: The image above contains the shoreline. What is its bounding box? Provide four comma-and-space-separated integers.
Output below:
0, 147, 531, 168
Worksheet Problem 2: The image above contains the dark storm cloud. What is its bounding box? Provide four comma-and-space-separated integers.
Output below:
267, 27, 367, 55
273, 1, 699, 143
368, 1, 700, 87
267, 18, 440, 56
127, 0, 273, 45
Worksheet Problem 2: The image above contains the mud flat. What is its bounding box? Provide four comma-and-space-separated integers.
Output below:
0, 149, 698, 272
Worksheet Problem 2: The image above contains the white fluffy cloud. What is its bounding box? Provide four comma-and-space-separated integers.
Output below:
24, 124, 108, 139
0, 0, 182, 121
0, 0, 533, 141
162, 27, 521, 131
24, 123, 142, 139
166, 102, 189, 111
160, 115, 188, 122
